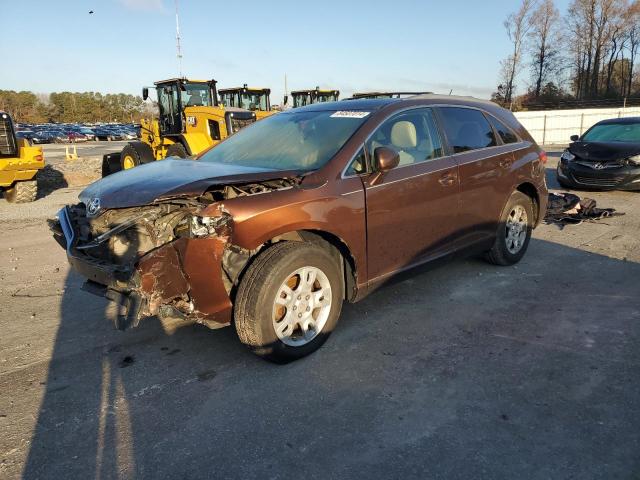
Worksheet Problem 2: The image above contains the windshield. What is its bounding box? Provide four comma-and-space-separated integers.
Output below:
293, 93, 312, 108
582, 122, 640, 143
240, 92, 268, 111
317, 93, 338, 103
199, 109, 370, 171
220, 91, 268, 111
220, 92, 237, 108
181, 83, 213, 108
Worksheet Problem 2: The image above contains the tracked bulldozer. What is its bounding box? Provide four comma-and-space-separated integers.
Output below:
103, 78, 256, 176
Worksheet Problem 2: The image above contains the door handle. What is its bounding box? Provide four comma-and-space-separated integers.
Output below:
499, 158, 514, 168
438, 172, 457, 187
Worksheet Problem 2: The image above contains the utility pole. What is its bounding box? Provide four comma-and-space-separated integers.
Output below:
175, 0, 183, 77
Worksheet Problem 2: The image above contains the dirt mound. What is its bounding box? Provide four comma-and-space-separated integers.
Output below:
39, 157, 102, 190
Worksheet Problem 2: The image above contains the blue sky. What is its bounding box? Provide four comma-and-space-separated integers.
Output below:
1, 0, 571, 102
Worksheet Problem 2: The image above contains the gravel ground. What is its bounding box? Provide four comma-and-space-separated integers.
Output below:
0, 153, 639, 479
39, 141, 127, 164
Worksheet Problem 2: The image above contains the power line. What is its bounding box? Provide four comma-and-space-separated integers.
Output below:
175, 0, 183, 77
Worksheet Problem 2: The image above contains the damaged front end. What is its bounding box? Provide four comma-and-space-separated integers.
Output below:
50, 177, 299, 331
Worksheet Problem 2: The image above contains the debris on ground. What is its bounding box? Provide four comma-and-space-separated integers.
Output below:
38, 158, 102, 192
545, 192, 623, 228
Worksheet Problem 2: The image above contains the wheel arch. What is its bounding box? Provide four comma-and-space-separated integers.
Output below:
515, 182, 541, 225
230, 228, 359, 303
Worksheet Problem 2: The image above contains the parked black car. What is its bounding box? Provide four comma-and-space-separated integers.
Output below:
557, 117, 640, 190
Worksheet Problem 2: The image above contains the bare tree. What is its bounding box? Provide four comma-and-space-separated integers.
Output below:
603, 1, 627, 95
528, 0, 562, 97
567, 0, 625, 98
625, 0, 640, 96
502, 0, 538, 105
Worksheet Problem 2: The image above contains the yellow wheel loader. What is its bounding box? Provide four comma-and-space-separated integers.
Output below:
218, 84, 276, 120
288, 87, 340, 108
103, 78, 257, 176
0, 111, 44, 203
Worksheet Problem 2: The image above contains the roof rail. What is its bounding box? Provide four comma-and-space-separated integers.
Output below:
349, 91, 433, 99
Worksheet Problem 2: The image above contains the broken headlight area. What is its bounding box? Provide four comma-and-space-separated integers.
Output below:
53, 177, 300, 331
187, 212, 233, 238
53, 201, 235, 328
69, 202, 232, 265
560, 151, 575, 163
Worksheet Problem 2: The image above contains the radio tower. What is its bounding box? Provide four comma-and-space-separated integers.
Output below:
175, 0, 183, 77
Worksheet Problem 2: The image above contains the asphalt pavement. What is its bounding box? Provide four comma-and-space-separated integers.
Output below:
0, 153, 639, 479
39, 141, 128, 164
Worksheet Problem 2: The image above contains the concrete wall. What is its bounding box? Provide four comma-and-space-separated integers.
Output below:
514, 106, 640, 145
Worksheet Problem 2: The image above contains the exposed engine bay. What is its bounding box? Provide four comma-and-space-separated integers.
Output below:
51, 177, 300, 330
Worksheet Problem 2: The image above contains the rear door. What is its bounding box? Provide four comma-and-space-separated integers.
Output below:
362, 107, 461, 282
436, 107, 515, 243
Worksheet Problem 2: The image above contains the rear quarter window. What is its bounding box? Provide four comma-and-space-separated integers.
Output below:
438, 107, 497, 153
486, 115, 519, 144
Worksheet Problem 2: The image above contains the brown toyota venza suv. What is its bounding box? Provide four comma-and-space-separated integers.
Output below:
51, 95, 548, 362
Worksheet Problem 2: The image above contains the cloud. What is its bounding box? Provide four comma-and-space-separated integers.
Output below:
118, 0, 168, 12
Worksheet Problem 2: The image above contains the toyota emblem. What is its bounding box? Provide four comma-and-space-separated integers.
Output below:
87, 197, 101, 217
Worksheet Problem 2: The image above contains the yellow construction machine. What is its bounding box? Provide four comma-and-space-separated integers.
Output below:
288, 87, 340, 108
0, 111, 44, 203
103, 78, 257, 175
218, 84, 275, 120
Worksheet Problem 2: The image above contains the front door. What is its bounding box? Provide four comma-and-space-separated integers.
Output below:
364, 108, 460, 282
157, 84, 182, 136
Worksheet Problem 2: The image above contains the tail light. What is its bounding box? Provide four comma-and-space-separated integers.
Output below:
539, 151, 548, 164
34, 154, 44, 162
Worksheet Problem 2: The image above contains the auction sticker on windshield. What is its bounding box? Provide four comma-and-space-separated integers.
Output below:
330, 111, 370, 119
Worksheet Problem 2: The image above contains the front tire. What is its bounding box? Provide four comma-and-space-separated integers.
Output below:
485, 191, 533, 266
165, 142, 188, 158
120, 142, 154, 170
234, 241, 344, 362
4, 180, 38, 203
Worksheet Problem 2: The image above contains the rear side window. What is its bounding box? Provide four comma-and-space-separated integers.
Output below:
487, 115, 519, 144
439, 107, 497, 153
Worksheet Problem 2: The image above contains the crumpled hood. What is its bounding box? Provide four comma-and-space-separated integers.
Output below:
569, 141, 640, 163
79, 158, 301, 210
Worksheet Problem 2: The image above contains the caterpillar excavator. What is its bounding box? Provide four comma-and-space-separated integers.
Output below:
0, 111, 44, 203
103, 78, 257, 176
288, 87, 340, 108
218, 84, 275, 120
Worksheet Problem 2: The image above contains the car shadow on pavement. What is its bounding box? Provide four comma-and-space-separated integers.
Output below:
21, 236, 640, 479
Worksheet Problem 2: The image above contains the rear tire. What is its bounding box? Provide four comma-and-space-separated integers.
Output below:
4, 180, 38, 203
120, 142, 154, 170
234, 241, 344, 363
166, 143, 188, 158
485, 191, 533, 266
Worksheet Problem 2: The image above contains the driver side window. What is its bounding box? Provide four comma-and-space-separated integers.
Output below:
366, 108, 443, 167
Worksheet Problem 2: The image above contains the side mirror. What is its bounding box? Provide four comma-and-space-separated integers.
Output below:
374, 146, 400, 173
570, 134, 579, 142
142, 87, 149, 101
283, 95, 289, 106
